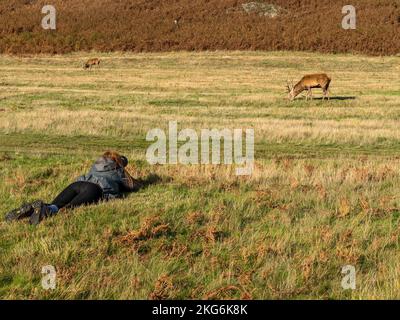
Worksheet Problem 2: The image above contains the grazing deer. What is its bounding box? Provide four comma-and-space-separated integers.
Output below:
287, 74, 331, 101
83, 58, 101, 70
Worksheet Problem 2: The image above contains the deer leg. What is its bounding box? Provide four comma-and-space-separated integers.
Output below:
323, 88, 329, 101
325, 85, 330, 100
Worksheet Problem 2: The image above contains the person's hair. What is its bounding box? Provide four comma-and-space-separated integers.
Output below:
103, 151, 128, 168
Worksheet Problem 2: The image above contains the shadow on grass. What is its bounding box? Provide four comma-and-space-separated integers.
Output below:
141, 173, 163, 187
296, 96, 356, 101
131, 174, 163, 193
314, 96, 356, 101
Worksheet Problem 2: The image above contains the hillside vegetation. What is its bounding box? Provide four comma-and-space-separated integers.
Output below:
0, 52, 400, 299
0, 0, 399, 55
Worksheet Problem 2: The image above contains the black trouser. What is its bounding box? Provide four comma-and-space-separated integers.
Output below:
52, 181, 103, 209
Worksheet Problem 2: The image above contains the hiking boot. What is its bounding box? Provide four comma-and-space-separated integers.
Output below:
29, 201, 51, 225
4, 200, 41, 222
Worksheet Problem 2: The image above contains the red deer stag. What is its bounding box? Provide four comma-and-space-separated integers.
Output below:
287, 74, 331, 101
83, 58, 101, 70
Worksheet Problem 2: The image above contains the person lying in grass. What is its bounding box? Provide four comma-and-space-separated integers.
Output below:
5, 151, 142, 225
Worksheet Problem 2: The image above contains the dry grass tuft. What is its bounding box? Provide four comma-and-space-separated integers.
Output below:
117, 216, 170, 246
204, 285, 246, 300
338, 198, 351, 217
149, 274, 174, 300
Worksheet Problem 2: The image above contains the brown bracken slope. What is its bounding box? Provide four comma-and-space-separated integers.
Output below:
0, 0, 399, 55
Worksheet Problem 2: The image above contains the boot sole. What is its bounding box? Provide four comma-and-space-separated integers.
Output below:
4, 201, 39, 222
29, 201, 45, 225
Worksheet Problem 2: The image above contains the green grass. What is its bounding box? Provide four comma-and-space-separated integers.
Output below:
0, 51, 400, 299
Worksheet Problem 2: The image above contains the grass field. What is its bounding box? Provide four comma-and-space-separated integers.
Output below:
0, 51, 400, 299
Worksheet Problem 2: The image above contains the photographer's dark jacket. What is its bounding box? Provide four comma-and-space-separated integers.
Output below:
77, 157, 139, 199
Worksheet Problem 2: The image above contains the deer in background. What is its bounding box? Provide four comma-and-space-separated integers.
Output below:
83, 58, 101, 70
287, 74, 331, 101
173, 17, 182, 30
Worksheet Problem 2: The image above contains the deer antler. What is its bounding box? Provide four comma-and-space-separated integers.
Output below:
286, 79, 295, 93
286, 79, 291, 92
